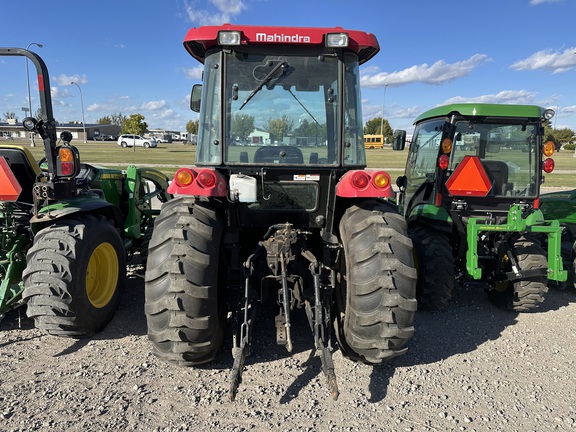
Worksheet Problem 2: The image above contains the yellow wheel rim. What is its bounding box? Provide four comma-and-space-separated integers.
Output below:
86, 242, 119, 308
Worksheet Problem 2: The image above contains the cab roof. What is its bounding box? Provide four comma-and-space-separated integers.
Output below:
414, 103, 547, 124
183, 24, 379, 64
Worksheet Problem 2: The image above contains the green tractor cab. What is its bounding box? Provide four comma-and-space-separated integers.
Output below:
395, 103, 566, 311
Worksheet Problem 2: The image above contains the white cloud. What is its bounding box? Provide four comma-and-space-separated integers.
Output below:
361, 54, 490, 87
56, 74, 88, 86
510, 47, 576, 74
184, 0, 246, 26
529, 0, 561, 5
184, 65, 203, 80
141, 100, 167, 110
443, 90, 537, 105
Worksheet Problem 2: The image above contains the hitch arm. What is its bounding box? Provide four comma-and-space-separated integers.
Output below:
229, 252, 258, 401
304, 257, 339, 400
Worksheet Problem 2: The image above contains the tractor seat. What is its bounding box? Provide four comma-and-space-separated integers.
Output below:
0, 146, 41, 204
482, 160, 509, 196
253, 146, 304, 164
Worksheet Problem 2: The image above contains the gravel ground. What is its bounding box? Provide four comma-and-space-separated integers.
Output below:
1, 258, 575, 432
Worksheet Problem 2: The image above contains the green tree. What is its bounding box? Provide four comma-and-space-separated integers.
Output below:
293, 119, 326, 146
3, 112, 17, 122
122, 114, 147, 135
267, 115, 293, 143
186, 119, 199, 135
97, 116, 112, 124
364, 117, 393, 144
544, 125, 576, 150
231, 113, 255, 142
109, 113, 127, 127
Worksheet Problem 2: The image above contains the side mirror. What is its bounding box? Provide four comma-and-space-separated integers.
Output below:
393, 129, 406, 150
190, 84, 202, 113
396, 175, 407, 191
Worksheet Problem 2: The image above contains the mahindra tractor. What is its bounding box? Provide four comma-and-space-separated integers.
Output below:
394, 103, 566, 311
144, 25, 417, 400
0, 47, 171, 336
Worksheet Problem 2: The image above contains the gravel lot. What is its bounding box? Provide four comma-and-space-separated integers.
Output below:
1, 257, 575, 432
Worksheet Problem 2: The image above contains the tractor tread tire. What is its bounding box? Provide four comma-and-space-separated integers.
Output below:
410, 227, 454, 310
337, 201, 417, 364
144, 197, 225, 366
489, 238, 548, 312
22, 215, 125, 337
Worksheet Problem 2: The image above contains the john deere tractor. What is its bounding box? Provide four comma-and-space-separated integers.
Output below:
144, 25, 417, 400
0, 47, 171, 336
540, 189, 576, 289
395, 104, 566, 311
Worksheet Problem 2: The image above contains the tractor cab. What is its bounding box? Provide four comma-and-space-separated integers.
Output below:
169, 25, 394, 233
397, 104, 557, 221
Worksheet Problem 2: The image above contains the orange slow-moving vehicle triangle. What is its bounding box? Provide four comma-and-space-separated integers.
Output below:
0, 156, 22, 202
445, 155, 492, 197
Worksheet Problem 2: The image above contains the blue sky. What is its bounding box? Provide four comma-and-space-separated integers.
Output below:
1, 0, 575, 133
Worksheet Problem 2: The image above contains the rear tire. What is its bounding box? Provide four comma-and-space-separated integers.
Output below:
144, 197, 226, 366
23, 215, 125, 337
488, 237, 548, 312
121, 141, 127, 148
410, 227, 454, 310
336, 201, 417, 364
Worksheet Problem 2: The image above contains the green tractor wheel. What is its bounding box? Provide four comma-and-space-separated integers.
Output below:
335, 201, 417, 364
488, 237, 548, 312
410, 227, 454, 310
144, 197, 227, 366
22, 215, 125, 337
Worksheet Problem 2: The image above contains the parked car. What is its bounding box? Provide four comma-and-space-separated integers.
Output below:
94, 134, 113, 141
117, 134, 157, 148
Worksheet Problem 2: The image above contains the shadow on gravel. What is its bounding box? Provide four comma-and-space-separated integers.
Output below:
365, 283, 575, 402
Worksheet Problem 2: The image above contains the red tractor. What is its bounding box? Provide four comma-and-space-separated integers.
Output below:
144, 25, 417, 400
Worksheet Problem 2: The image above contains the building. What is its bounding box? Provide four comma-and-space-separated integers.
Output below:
0, 121, 121, 142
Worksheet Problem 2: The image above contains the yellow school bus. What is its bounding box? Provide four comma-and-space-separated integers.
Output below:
364, 134, 384, 149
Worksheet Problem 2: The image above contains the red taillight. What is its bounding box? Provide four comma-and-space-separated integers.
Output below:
351, 171, 370, 189
543, 158, 555, 173
57, 146, 79, 177
438, 154, 450, 170
197, 170, 217, 188
59, 163, 74, 176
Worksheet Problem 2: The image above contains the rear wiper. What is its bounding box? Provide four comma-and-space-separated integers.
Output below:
239, 61, 287, 110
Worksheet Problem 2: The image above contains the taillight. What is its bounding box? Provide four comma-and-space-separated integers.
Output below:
351, 171, 370, 189
441, 138, 453, 154
543, 141, 555, 157
372, 171, 390, 189
197, 170, 217, 188
57, 146, 80, 177
438, 154, 450, 170
175, 168, 195, 186
543, 158, 555, 173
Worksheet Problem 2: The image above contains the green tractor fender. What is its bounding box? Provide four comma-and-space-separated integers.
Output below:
407, 203, 453, 234
30, 197, 124, 235
123, 165, 171, 240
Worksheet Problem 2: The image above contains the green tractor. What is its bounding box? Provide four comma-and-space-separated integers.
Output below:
0, 47, 171, 336
540, 189, 576, 289
144, 25, 417, 400
394, 103, 566, 311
